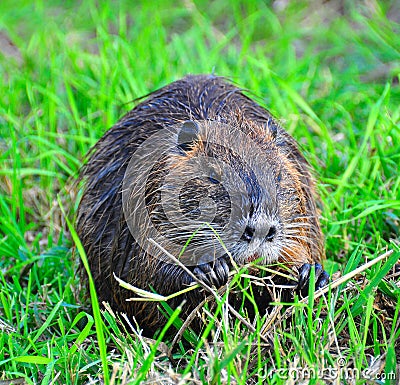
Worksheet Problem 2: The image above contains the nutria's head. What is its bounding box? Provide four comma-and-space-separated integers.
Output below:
122, 118, 317, 268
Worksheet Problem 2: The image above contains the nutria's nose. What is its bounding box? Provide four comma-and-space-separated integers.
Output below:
242, 225, 255, 242
264, 226, 276, 242
242, 225, 277, 243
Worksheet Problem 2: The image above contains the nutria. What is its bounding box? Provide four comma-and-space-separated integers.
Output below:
77, 74, 329, 336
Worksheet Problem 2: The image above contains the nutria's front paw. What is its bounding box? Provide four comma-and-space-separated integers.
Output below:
193, 257, 230, 288
296, 263, 329, 296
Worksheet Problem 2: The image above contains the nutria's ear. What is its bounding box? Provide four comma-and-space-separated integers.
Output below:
265, 119, 277, 140
177, 120, 200, 152
270, 123, 277, 139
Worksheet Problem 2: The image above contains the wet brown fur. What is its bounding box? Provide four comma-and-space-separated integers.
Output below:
77, 75, 324, 336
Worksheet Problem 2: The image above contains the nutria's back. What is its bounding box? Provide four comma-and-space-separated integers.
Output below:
77, 75, 325, 336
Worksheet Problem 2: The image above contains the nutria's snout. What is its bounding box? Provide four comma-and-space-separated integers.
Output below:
76, 74, 328, 336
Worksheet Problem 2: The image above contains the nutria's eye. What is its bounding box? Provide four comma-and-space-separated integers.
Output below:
209, 176, 219, 184
177, 120, 200, 152
277, 170, 282, 183
265, 226, 276, 242
209, 170, 221, 184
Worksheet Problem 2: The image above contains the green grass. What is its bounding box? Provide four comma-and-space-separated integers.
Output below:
0, 0, 400, 383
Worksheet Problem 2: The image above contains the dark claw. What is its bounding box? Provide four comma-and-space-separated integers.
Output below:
193, 264, 213, 287
193, 257, 229, 288
297, 263, 311, 292
296, 263, 329, 296
214, 257, 230, 284
316, 271, 330, 290
314, 263, 323, 279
